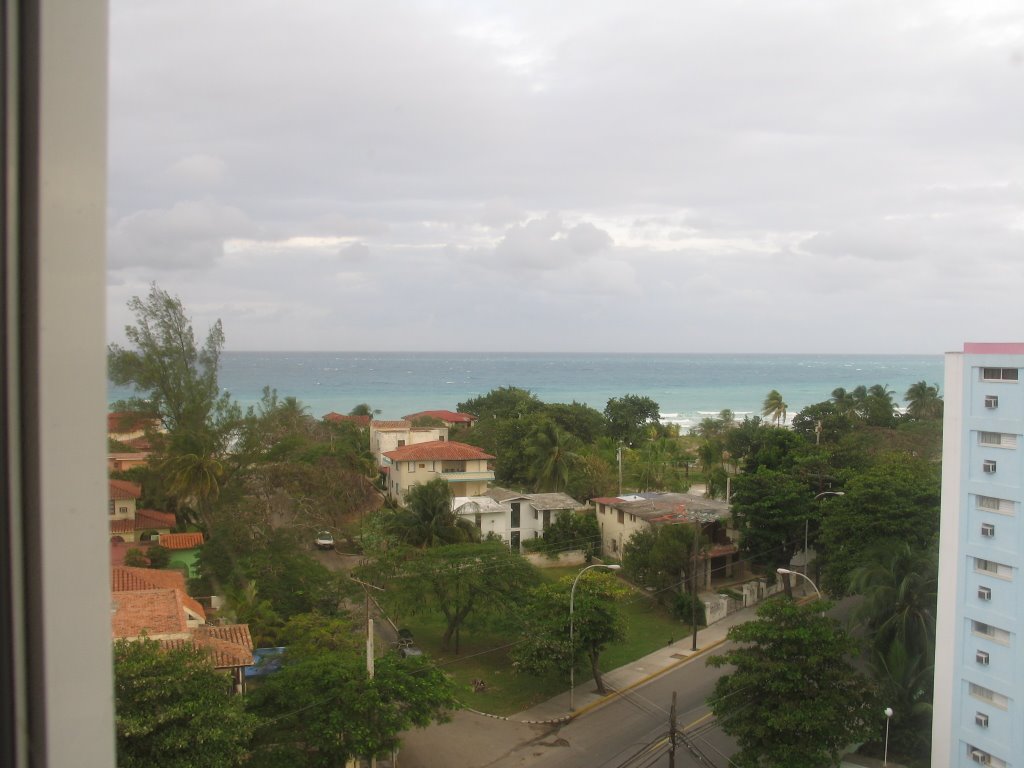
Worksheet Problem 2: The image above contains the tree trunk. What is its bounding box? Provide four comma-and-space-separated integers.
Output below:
590, 648, 606, 694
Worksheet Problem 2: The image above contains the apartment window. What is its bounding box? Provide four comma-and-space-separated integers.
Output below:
978, 585, 992, 600
120, 506, 128, 515
976, 650, 990, 665
108, 500, 115, 514
981, 523, 996, 538
533, 509, 538, 520
418, 463, 426, 469
510, 502, 521, 529
974, 558, 1012, 579
981, 367, 1019, 382
979, 432, 1018, 449
984, 394, 999, 408
408, 461, 416, 473
398, 439, 406, 447
983, 459, 997, 474
976, 495, 1015, 515
968, 746, 991, 765
972, 621, 1011, 645
969, 683, 1009, 709
617, 510, 624, 524
975, 712, 989, 728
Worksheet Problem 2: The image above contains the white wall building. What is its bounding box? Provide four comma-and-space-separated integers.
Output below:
933, 343, 1024, 767
452, 488, 582, 551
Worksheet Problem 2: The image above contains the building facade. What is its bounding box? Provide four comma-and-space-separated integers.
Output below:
382, 440, 494, 502
934, 343, 1024, 767
453, 488, 582, 551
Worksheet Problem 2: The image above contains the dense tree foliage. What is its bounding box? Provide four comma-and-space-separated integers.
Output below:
603, 394, 661, 446
707, 599, 877, 768
114, 638, 256, 768
108, 284, 239, 440
729, 467, 815, 574
522, 510, 600, 559
247, 621, 458, 767
818, 455, 939, 596
375, 542, 539, 652
385, 478, 478, 548
512, 571, 627, 694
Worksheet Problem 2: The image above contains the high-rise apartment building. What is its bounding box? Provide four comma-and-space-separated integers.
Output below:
934, 343, 1024, 766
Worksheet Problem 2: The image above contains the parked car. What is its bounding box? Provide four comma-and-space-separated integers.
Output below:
315, 530, 334, 550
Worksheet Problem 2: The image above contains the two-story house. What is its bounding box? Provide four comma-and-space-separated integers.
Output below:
108, 479, 176, 543
453, 487, 583, 551
382, 441, 494, 503
592, 492, 739, 587
369, 419, 449, 471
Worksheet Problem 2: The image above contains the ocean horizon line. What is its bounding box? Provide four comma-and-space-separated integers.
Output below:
217, 349, 945, 358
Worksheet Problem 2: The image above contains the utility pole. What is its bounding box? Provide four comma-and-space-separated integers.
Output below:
668, 691, 677, 768
617, 445, 623, 496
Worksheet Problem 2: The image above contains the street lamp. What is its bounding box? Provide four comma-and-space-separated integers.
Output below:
688, 510, 718, 651
803, 491, 844, 588
883, 707, 894, 766
569, 563, 621, 712
776, 568, 822, 600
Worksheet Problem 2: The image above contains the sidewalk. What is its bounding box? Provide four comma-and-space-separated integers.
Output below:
397, 600, 761, 768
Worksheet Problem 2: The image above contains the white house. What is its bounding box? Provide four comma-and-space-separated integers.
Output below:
453, 487, 582, 551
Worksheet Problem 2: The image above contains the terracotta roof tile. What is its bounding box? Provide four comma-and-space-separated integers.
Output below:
109, 479, 142, 500
134, 509, 177, 529
158, 532, 204, 550
111, 568, 206, 623
384, 440, 494, 461
112, 589, 199, 638
159, 626, 254, 669
107, 412, 157, 433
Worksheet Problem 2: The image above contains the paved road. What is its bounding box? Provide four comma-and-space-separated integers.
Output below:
487, 647, 736, 768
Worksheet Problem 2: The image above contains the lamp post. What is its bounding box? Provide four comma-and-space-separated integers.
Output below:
883, 707, 893, 766
569, 563, 621, 712
803, 491, 844, 589
689, 510, 718, 651
776, 568, 822, 600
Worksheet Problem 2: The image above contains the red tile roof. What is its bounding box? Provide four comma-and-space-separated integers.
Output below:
111, 568, 206, 622
112, 589, 201, 638
109, 479, 142, 500
403, 410, 477, 424
159, 625, 254, 669
135, 509, 177, 529
371, 419, 412, 430
384, 440, 494, 461
159, 532, 204, 550
324, 412, 371, 427
110, 540, 150, 566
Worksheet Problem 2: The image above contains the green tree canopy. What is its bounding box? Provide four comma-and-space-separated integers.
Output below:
818, 455, 940, 595
247, 644, 458, 766
604, 394, 661, 446
379, 542, 539, 652
729, 467, 815, 573
527, 420, 579, 492
114, 638, 256, 768
523, 510, 600, 559
512, 571, 627, 694
108, 284, 238, 439
458, 386, 543, 421
386, 478, 478, 548
707, 599, 877, 768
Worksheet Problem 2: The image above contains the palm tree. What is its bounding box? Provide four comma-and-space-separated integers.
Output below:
849, 541, 938, 662
904, 380, 943, 420
387, 478, 478, 548
527, 421, 578, 492
760, 389, 788, 426
161, 433, 225, 529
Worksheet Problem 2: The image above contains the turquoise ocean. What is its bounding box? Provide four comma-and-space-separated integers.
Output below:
109, 352, 945, 433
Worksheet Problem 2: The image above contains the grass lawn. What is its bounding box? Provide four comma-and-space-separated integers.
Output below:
393, 566, 689, 716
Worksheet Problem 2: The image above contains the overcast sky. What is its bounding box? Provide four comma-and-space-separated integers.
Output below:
107, 0, 1024, 354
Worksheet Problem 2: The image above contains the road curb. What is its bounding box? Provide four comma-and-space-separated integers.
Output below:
567, 635, 730, 720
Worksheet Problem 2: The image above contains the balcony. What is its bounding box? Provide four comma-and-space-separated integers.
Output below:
439, 469, 495, 483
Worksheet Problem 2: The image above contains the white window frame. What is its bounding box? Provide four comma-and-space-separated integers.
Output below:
983, 459, 997, 474
978, 585, 992, 600
979, 432, 1018, 449
981, 523, 995, 538
981, 367, 1020, 382
984, 394, 999, 409
976, 495, 1015, 515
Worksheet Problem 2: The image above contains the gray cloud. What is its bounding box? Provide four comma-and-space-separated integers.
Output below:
105, 0, 1024, 353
